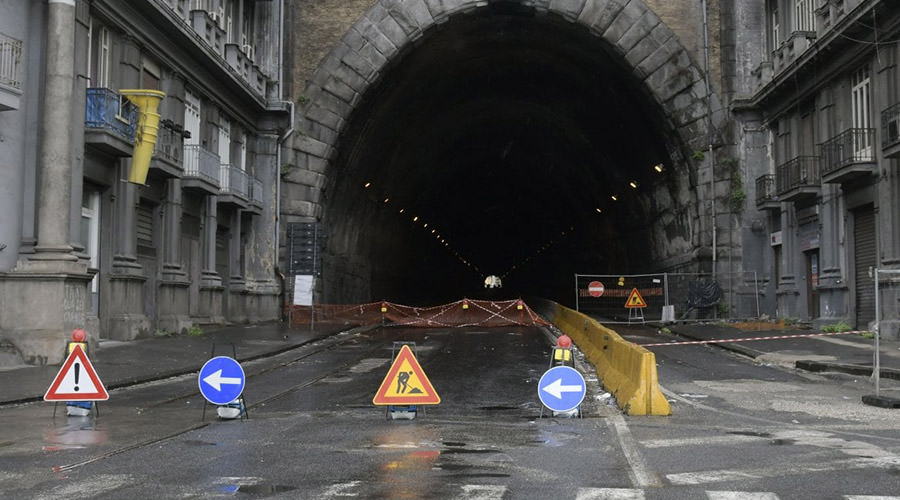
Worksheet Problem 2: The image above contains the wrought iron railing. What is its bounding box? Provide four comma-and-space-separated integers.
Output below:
183, 144, 220, 186
819, 128, 875, 177
775, 156, 820, 195
219, 164, 249, 199
0, 32, 22, 89
881, 102, 900, 148
85, 88, 137, 141
153, 125, 183, 165
755, 174, 777, 205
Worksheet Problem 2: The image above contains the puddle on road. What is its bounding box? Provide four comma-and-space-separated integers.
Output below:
236, 484, 298, 494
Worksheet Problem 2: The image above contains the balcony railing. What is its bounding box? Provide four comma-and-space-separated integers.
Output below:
755, 174, 779, 208
183, 144, 220, 187
85, 88, 137, 141
153, 124, 183, 165
882, 102, 900, 157
0, 32, 22, 90
219, 164, 249, 199
776, 156, 820, 202
819, 128, 876, 183
250, 178, 263, 206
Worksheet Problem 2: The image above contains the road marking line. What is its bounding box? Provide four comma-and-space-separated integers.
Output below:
32, 474, 134, 500
455, 484, 506, 499
320, 480, 362, 497
707, 491, 780, 500
608, 413, 662, 488
640, 434, 765, 448
667, 457, 899, 485
844, 496, 900, 500
575, 487, 645, 499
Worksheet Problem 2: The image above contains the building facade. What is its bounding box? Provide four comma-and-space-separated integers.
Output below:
0, 0, 291, 365
739, 0, 899, 334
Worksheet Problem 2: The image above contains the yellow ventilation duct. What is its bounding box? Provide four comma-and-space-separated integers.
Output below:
120, 89, 166, 185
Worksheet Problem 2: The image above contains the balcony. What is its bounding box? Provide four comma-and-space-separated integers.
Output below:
882, 102, 900, 158
217, 164, 249, 208
776, 156, 820, 203
183, 144, 219, 194
0, 32, 23, 111
755, 174, 780, 211
150, 120, 184, 178
819, 128, 876, 184
84, 88, 137, 156
245, 177, 264, 215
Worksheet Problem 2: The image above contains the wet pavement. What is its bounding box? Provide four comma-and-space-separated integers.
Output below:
2, 318, 899, 407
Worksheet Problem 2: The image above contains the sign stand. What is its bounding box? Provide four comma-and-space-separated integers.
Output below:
200, 343, 249, 422
45, 343, 108, 419
373, 342, 441, 419
625, 287, 647, 324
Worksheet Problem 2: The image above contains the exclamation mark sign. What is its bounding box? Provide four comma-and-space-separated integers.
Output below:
73, 362, 80, 392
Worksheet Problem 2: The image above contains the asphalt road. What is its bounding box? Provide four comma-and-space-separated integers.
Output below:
1, 324, 899, 499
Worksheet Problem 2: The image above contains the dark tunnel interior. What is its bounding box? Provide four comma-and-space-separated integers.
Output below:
324, 7, 680, 306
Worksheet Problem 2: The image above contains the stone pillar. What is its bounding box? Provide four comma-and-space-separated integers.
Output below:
776, 205, 801, 318
107, 159, 148, 340
32, 0, 78, 265
816, 184, 848, 323
247, 133, 281, 320
227, 209, 247, 323
3, 0, 92, 365
199, 195, 224, 323
158, 178, 191, 334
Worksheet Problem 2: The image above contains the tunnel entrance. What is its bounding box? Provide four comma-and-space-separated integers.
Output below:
291, 2, 715, 306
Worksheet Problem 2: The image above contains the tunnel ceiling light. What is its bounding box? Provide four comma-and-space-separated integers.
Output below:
611, 195, 618, 201
423, 222, 428, 228
654, 163, 664, 173
399, 208, 404, 214
383, 198, 389, 203
629, 181, 638, 189
595, 207, 603, 213
364, 182, 371, 188
413, 216, 418, 222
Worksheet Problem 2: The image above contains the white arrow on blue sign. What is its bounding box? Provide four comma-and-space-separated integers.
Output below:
537, 365, 586, 412
198, 356, 245, 405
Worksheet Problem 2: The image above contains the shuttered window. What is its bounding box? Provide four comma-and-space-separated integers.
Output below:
137, 204, 154, 248
853, 206, 876, 328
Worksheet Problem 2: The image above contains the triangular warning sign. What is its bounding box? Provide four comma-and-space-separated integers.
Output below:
625, 287, 647, 309
373, 345, 440, 406
44, 344, 109, 401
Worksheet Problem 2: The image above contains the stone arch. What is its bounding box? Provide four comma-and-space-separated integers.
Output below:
286, 0, 723, 302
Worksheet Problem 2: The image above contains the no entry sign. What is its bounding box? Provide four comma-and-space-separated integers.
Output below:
588, 281, 605, 297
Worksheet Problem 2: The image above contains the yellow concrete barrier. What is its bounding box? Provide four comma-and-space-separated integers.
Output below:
551, 303, 670, 416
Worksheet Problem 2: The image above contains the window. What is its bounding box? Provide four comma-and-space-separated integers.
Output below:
80, 189, 100, 316
218, 119, 231, 165
794, 0, 816, 32
768, 0, 780, 52
141, 57, 161, 90
184, 91, 201, 146
851, 66, 871, 154
239, 131, 247, 171
88, 22, 110, 87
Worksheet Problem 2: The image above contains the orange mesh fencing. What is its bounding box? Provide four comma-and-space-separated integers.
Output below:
286, 299, 549, 329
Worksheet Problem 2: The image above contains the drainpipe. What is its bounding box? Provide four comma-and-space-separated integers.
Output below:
275, 0, 294, 280
702, 0, 716, 278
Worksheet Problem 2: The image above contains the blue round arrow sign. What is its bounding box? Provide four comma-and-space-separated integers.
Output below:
537, 365, 586, 412
198, 356, 246, 405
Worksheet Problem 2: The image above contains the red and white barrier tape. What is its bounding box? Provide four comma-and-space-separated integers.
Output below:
639, 330, 863, 347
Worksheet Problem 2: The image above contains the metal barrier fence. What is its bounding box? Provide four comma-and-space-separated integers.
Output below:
874, 268, 900, 397
574, 272, 760, 323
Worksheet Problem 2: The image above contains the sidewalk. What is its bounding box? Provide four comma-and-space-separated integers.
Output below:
0, 322, 339, 406
664, 322, 900, 406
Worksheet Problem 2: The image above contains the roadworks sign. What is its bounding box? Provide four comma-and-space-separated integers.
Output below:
44, 344, 109, 401
625, 287, 647, 309
373, 345, 440, 406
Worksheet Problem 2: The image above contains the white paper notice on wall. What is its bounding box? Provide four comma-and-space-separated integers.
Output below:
293, 275, 314, 306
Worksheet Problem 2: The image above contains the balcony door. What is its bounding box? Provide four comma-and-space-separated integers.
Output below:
851, 66, 871, 156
